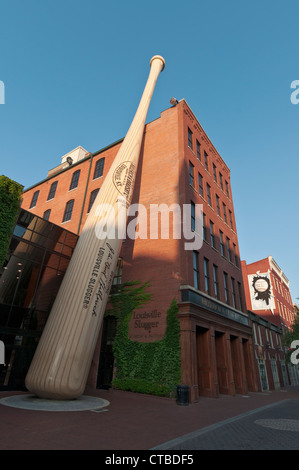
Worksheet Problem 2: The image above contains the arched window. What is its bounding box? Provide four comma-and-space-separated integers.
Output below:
29, 190, 39, 208
87, 188, 100, 213
93, 158, 105, 179
43, 209, 51, 221
62, 199, 74, 222
69, 170, 80, 190
47, 181, 58, 200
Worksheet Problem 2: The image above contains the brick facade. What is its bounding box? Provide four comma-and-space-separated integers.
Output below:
21, 100, 258, 400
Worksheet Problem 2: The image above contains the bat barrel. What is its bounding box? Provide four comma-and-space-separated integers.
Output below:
25, 55, 165, 400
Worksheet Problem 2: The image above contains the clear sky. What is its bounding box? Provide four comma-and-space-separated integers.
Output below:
0, 0, 298, 303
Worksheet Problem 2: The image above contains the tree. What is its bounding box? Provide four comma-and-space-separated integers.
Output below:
0, 176, 23, 268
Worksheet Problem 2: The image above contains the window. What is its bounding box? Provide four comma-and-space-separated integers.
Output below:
219, 172, 223, 190
62, 199, 74, 222
225, 180, 230, 198
189, 161, 195, 187
191, 201, 195, 231
223, 272, 229, 304
223, 205, 228, 224
210, 221, 215, 248
220, 230, 225, 256
111, 258, 123, 294
47, 181, 58, 200
29, 190, 39, 209
213, 265, 219, 299
198, 172, 203, 196
69, 170, 80, 190
193, 251, 200, 289
238, 282, 244, 311
202, 213, 207, 241
93, 158, 105, 179
87, 188, 100, 213
43, 209, 51, 221
206, 183, 212, 206
204, 258, 210, 294
216, 194, 220, 216
188, 127, 193, 150
231, 277, 236, 308
213, 164, 217, 183
204, 151, 209, 171
227, 237, 231, 262
196, 140, 201, 161
229, 210, 233, 229
233, 243, 238, 266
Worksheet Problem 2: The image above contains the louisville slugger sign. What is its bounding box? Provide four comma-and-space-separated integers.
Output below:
25, 55, 165, 400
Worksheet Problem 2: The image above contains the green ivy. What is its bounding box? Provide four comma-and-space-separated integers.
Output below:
108, 282, 181, 397
0, 176, 23, 268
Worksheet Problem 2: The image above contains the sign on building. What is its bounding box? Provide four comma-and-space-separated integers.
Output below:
248, 270, 275, 311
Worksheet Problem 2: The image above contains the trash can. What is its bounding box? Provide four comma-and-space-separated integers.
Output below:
176, 384, 189, 406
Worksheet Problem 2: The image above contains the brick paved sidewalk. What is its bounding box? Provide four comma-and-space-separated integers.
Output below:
1, 386, 299, 450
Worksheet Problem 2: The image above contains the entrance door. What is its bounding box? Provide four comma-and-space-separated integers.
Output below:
281, 361, 288, 386
215, 331, 229, 394
196, 327, 212, 396
230, 335, 243, 394
259, 360, 268, 391
271, 358, 280, 389
97, 316, 117, 389
242, 338, 254, 391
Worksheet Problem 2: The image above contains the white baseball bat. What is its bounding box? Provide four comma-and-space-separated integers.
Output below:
25, 55, 165, 400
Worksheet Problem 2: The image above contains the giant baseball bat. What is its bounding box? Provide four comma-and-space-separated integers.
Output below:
25, 55, 165, 400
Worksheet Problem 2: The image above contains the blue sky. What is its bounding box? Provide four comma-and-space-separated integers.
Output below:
0, 0, 298, 302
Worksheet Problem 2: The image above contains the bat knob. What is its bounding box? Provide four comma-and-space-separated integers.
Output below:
150, 55, 165, 71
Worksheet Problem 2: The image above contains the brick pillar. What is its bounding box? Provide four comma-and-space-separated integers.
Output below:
209, 327, 219, 397
226, 333, 236, 395
179, 315, 199, 403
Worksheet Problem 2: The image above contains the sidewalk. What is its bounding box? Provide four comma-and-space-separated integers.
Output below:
1, 386, 299, 450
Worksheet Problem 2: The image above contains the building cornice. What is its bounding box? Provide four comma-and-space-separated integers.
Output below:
181, 99, 231, 175
22, 138, 125, 193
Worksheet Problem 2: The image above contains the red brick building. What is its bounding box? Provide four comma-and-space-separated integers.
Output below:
241, 256, 295, 331
21, 99, 258, 401
248, 311, 288, 391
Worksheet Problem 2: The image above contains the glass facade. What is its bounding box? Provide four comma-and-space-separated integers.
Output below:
0, 209, 78, 390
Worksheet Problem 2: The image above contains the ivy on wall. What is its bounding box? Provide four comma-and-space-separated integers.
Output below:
0, 176, 23, 268
107, 282, 181, 397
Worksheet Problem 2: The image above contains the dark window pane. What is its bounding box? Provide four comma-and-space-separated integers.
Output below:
62, 200, 74, 222
93, 158, 105, 179
43, 209, 51, 221
88, 188, 100, 212
29, 190, 39, 209
69, 170, 80, 190
47, 181, 58, 200
188, 128, 193, 150
189, 162, 195, 187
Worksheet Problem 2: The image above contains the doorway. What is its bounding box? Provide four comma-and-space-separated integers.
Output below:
215, 331, 229, 394
230, 335, 243, 394
196, 326, 212, 396
258, 359, 268, 391
96, 316, 117, 389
